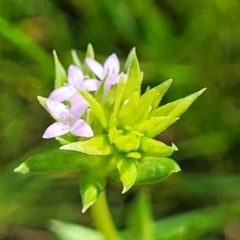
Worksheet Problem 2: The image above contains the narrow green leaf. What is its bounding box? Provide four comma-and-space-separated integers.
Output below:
94, 74, 108, 103
80, 175, 105, 213
151, 88, 206, 118
135, 157, 180, 184
71, 49, 82, 68
60, 135, 113, 155
123, 48, 142, 100
50, 219, 105, 240
127, 192, 154, 240
142, 79, 172, 112
118, 91, 140, 126
117, 157, 138, 193
80, 89, 107, 128
140, 137, 177, 157
137, 116, 179, 138
14, 149, 91, 173
83, 43, 95, 78
53, 50, 67, 89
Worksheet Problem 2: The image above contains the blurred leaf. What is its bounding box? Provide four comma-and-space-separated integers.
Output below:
136, 157, 180, 184
60, 135, 113, 155
50, 219, 105, 240
0, 15, 52, 75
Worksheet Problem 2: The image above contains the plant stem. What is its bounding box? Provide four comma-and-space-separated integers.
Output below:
91, 191, 122, 240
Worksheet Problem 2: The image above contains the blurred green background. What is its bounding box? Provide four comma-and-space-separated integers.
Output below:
0, 0, 240, 239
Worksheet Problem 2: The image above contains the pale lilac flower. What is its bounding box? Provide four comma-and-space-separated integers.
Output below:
49, 65, 100, 102
43, 99, 93, 139
86, 53, 121, 86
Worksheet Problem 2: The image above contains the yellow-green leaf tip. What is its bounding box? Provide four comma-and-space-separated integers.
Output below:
14, 163, 29, 174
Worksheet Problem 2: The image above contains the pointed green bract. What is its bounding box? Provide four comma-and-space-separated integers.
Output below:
137, 116, 179, 138
117, 156, 138, 193
118, 91, 140, 126
80, 175, 105, 213
140, 137, 177, 157
60, 135, 113, 155
53, 50, 67, 89
83, 43, 95, 78
145, 79, 172, 111
14, 150, 90, 173
136, 157, 180, 184
123, 48, 142, 100
151, 88, 206, 118
80, 89, 108, 128
71, 49, 82, 68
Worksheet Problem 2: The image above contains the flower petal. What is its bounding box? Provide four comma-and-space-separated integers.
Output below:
83, 79, 101, 91
47, 99, 69, 121
71, 119, 94, 137
86, 58, 104, 79
106, 75, 120, 86
49, 86, 76, 102
104, 53, 120, 75
68, 65, 84, 89
43, 122, 70, 138
70, 93, 88, 119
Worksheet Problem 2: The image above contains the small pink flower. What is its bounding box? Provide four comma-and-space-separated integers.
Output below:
43, 99, 93, 139
49, 65, 100, 102
86, 53, 121, 86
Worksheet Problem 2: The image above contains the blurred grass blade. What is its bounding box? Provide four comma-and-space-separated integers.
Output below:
0, 16, 52, 75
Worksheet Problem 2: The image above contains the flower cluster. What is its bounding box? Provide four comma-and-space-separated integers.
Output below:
15, 45, 205, 212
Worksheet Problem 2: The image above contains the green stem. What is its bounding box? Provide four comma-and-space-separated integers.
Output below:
91, 191, 122, 240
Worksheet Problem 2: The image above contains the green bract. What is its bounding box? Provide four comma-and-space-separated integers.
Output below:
14, 45, 206, 212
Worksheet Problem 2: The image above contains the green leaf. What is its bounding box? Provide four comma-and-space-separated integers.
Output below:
80, 89, 108, 128
53, 50, 67, 89
123, 48, 142, 100
151, 88, 206, 118
118, 91, 140, 126
83, 43, 95, 78
137, 116, 179, 138
135, 157, 180, 184
94, 74, 108, 104
60, 135, 113, 155
140, 137, 177, 157
127, 192, 154, 240
117, 156, 138, 193
71, 49, 82, 68
14, 149, 91, 173
80, 174, 105, 213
